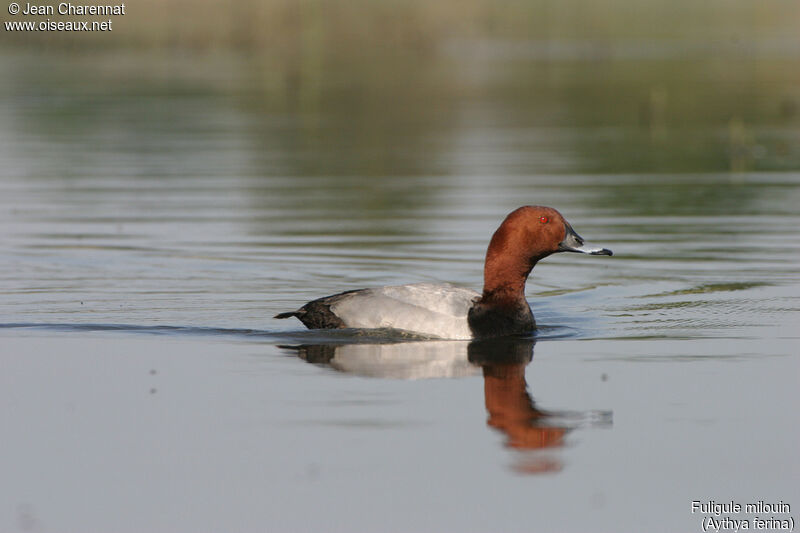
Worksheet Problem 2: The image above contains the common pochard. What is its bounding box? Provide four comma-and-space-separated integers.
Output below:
275, 206, 612, 339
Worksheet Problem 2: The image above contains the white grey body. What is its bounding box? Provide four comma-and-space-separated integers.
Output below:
326, 283, 480, 340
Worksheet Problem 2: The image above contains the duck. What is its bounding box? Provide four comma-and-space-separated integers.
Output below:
275, 206, 612, 339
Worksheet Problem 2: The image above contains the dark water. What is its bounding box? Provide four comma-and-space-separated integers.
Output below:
1, 44, 799, 533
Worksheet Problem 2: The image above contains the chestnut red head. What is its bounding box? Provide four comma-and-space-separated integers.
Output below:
482, 206, 612, 298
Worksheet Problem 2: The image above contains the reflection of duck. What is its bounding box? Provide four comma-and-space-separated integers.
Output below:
283, 337, 611, 474
469, 338, 567, 473
288, 340, 478, 379
276, 206, 612, 339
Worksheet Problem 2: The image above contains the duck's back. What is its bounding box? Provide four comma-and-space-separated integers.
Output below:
287, 283, 480, 339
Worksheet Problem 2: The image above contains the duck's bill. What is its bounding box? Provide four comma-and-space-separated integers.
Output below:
559, 223, 613, 256
567, 243, 613, 255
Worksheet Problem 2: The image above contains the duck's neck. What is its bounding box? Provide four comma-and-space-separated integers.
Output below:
467, 253, 537, 338
467, 218, 543, 337
480, 253, 536, 310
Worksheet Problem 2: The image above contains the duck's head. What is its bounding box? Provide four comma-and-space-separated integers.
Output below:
481, 206, 612, 300
488, 206, 612, 266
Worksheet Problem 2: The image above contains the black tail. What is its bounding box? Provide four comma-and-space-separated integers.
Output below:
273, 288, 365, 329
274, 311, 301, 319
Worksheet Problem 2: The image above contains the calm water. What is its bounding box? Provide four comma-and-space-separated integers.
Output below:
1, 45, 799, 533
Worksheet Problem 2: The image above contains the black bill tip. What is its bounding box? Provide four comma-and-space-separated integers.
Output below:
590, 248, 613, 256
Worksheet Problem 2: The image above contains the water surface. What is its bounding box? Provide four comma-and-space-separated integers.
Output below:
1, 44, 799, 533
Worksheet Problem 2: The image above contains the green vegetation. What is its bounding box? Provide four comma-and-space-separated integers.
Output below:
2, 0, 798, 174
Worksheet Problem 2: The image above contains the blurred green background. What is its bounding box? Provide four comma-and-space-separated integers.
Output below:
2, 0, 799, 178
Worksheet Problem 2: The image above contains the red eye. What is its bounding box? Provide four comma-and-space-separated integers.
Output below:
539, 216, 548, 224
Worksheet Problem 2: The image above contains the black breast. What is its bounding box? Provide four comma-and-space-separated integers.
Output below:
467, 299, 535, 338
